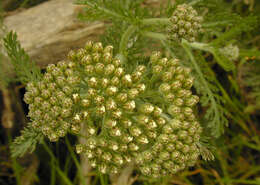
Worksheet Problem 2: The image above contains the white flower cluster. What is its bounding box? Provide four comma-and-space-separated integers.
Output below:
24, 41, 202, 177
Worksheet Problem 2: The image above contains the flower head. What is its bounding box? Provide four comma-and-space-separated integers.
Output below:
167, 4, 203, 42
24, 41, 202, 177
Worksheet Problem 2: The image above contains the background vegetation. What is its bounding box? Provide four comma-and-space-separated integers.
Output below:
0, 0, 260, 185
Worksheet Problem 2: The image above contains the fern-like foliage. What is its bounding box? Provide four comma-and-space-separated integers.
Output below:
194, 0, 229, 12
10, 123, 44, 158
100, 21, 132, 54
211, 15, 259, 46
182, 40, 229, 138
0, 12, 10, 87
239, 60, 260, 113
197, 137, 215, 161
184, 41, 235, 71
3, 31, 42, 85
210, 46, 235, 71
195, 0, 240, 24
195, 54, 230, 138
76, 0, 148, 22
0, 53, 7, 87
0, 52, 10, 88
2, 31, 44, 157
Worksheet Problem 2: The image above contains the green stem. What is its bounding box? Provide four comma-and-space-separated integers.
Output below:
50, 157, 56, 185
184, 41, 212, 52
142, 31, 167, 41
141, 16, 231, 29
181, 40, 215, 100
229, 179, 260, 185
181, 39, 221, 133
202, 21, 233, 28
8, 132, 21, 185
141, 18, 171, 25
42, 141, 74, 185
119, 25, 137, 57
186, 44, 252, 135
187, 43, 250, 121
65, 137, 87, 185
42, 141, 57, 162
188, 0, 203, 5
161, 38, 177, 58
215, 151, 231, 184
142, 31, 176, 57
55, 166, 74, 185
99, 174, 108, 185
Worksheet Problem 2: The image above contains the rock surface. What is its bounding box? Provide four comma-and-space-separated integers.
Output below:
4, 0, 104, 67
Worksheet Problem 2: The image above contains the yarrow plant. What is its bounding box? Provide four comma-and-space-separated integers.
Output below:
23, 40, 202, 176
7, 0, 259, 181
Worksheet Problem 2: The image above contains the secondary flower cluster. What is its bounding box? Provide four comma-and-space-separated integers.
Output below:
24, 41, 202, 177
219, 44, 239, 61
168, 4, 203, 42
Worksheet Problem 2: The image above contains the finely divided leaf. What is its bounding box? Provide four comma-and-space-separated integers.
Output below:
211, 47, 235, 71
3, 31, 42, 84
11, 124, 43, 158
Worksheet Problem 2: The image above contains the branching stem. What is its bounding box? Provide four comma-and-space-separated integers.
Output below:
118, 25, 137, 57
141, 31, 176, 57
141, 18, 171, 25
188, 0, 203, 6
181, 39, 220, 131
184, 41, 212, 51
203, 21, 233, 28
141, 31, 167, 41
141, 17, 227, 29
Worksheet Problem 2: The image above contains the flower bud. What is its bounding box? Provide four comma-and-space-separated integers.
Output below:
92, 42, 103, 52
106, 98, 117, 110
139, 103, 154, 114
150, 51, 162, 63
158, 58, 168, 67
95, 63, 105, 74
122, 74, 132, 86
104, 64, 115, 76
113, 59, 122, 67
123, 101, 136, 111
104, 119, 117, 128
111, 109, 122, 119
136, 83, 146, 92
128, 88, 139, 99
104, 45, 113, 54
113, 154, 124, 166
100, 78, 109, 88
103, 52, 112, 63
159, 83, 171, 94
106, 86, 118, 96
114, 67, 124, 77
110, 76, 120, 86
129, 143, 139, 151
168, 105, 181, 116
96, 105, 106, 115
137, 135, 149, 144
130, 126, 142, 137
152, 65, 163, 74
